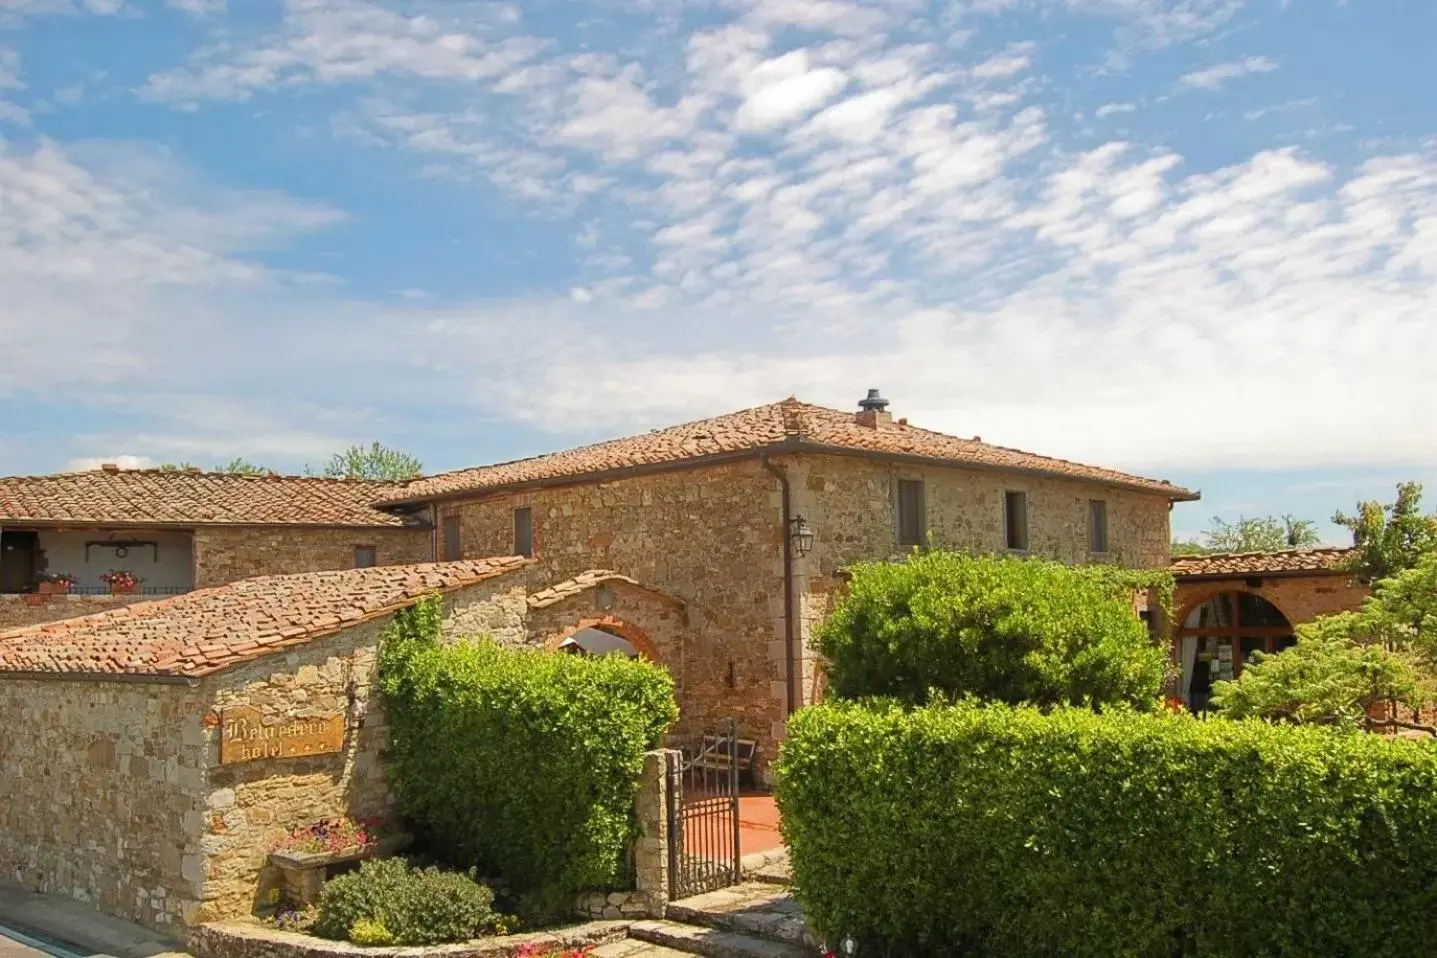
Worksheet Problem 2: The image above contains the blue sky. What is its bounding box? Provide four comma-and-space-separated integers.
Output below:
1, 0, 1434, 544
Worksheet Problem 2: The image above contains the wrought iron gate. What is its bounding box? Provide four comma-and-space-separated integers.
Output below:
666, 718, 742, 900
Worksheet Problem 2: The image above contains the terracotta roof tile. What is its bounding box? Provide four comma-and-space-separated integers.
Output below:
526, 569, 684, 610
0, 470, 418, 527
386, 399, 1195, 504
0, 557, 531, 678
1170, 547, 1356, 578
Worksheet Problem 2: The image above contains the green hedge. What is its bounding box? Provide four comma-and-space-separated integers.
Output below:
777, 701, 1437, 957
312, 858, 494, 945
379, 599, 678, 911
815, 551, 1169, 708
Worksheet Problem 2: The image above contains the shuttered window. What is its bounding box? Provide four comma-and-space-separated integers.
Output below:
897, 479, 926, 549
1004, 491, 1029, 551
1089, 499, 1110, 554
354, 546, 377, 569
442, 516, 461, 562
513, 507, 533, 558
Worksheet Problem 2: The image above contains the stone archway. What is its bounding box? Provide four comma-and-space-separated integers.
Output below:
1174, 589, 1296, 711
543, 614, 663, 664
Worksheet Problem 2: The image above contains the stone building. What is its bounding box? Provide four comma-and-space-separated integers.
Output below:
1169, 547, 1368, 710
0, 557, 678, 934
379, 391, 1197, 768
0, 468, 432, 630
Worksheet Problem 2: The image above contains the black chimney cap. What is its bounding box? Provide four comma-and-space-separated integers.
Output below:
858, 389, 889, 412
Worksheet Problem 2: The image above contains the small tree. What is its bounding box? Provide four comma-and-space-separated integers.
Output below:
159, 458, 270, 475
1212, 552, 1437, 736
1206, 515, 1319, 552
1333, 482, 1437, 583
323, 442, 422, 481
815, 551, 1170, 709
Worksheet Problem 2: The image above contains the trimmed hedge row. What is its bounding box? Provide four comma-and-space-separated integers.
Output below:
815, 551, 1169, 709
776, 700, 1437, 957
379, 599, 678, 913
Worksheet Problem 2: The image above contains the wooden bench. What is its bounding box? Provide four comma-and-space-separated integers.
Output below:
694, 734, 758, 787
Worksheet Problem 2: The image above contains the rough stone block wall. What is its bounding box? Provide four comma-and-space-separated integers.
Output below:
192, 526, 432, 589
0, 594, 147, 631
0, 678, 208, 934
436, 460, 789, 766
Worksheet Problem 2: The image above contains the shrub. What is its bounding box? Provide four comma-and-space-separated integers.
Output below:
380, 599, 678, 912
312, 858, 495, 946
776, 700, 1437, 957
815, 551, 1169, 708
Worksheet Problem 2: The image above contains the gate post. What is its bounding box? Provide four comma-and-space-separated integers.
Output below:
635, 748, 678, 917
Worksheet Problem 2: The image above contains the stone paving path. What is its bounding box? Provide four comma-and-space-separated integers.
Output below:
663, 881, 817, 952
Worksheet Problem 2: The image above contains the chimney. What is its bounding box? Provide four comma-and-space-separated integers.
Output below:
855, 388, 892, 429
100, 463, 120, 473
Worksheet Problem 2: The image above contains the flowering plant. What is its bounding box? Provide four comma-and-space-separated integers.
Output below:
270, 816, 384, 855
513, 945, 594, 958
99, 570, 143, 589
40, 572, 79, 586
266, 903, 318, 933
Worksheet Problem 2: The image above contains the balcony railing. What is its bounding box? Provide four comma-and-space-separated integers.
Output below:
2, 585, 193, 597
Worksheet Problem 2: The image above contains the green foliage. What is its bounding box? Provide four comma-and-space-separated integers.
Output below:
1212, 553, 1437, 732
379, 599, 678, 911
312, 858, 495, 946
158, 458, 270, 475
1178, 514, 1321, 555
347, 918, 393, 947
1211, 615, 1424, 728
322, 442, 423, 481
776, 700, 1437, 958
1334, 481, 1437, 583
815, 551, 1169, 709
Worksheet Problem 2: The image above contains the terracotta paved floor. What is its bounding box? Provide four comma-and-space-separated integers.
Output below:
739, 792, 784, 856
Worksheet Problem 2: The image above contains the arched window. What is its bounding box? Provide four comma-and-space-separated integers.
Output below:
1176, 592, 1295, 712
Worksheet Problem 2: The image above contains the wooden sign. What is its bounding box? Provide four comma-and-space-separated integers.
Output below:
220, 706, 345, 765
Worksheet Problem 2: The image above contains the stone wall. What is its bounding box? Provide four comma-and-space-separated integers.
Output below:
436, 460, 790, 765
1172, 573, 1369, 629
0, 677, 209, 933
786, 454, 1175, 708
194, 579, 523, 925
192, 527, 432, 589
0, 593, 147, 631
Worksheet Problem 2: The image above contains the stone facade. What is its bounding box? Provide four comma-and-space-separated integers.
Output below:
436, 452, 1176, 755
0, 676, 207, 932
0, 594, 146, 630
192, 527, 432, 589
438, 459, 791, 765
0, 576, 528, 937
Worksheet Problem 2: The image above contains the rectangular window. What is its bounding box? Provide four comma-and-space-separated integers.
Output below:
513, 507, 533, 558
1004, 491, 1029, 551
442, 515, 461, 562
354, 546, 377, 569
897, 479, 926, 548
1088, 499, 1109, 554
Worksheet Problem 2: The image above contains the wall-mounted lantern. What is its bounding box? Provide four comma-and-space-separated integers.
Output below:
790, 514, 815, 558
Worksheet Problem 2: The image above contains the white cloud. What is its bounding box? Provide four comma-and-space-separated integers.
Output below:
971, 42, 1035, 79
166, 0, 225, 15
1180, 55, 1278, 90
1096, 101, 1137, 117
65, 455, 156, 472
734, 49, 848, 131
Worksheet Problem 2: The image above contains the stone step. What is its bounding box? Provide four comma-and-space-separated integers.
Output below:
591, 938, 696, 957
739, 849, 791, 886
628, 920, 816, 957
665, 883, 817, 950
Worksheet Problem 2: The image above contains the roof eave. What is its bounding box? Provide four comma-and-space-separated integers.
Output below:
0, 518, 430, 530
379, 438, 1193, 507
1172, 567, 1352, 582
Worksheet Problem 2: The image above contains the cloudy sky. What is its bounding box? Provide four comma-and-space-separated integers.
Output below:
1, 0, 1433, 542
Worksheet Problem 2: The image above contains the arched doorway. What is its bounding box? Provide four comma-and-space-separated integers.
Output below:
1176, 591, 1295, 712
557, 626, 639, 658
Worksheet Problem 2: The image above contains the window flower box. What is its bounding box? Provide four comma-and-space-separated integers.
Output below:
265, 818, 408, 908
100, 570, 142, 595
37, 581, 71, 596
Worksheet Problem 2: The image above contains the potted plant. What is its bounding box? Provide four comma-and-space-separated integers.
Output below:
100, 570, 143, 595
37, 573, 78, 596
